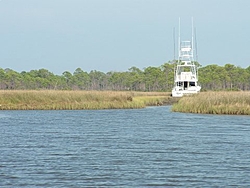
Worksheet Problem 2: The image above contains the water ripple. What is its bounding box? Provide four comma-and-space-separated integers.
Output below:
1, 107, 250, 187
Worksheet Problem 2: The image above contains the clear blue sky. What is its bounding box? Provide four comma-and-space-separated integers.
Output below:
0, 0, 249, 75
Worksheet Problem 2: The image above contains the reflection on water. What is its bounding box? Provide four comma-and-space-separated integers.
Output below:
1, 106, 250, 187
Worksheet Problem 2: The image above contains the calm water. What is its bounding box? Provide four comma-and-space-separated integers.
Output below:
1, 106, 250, 187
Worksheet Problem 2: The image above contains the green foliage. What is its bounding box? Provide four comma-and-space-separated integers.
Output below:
198, 64, 249, 91
0, 62, 249, 91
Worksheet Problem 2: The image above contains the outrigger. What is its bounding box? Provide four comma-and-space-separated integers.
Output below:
172, 18, 201, 97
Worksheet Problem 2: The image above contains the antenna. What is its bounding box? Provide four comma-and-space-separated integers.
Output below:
192, 17, 194, 62
173, 27, 175, 61
178, 17, 181, 63
194, 27, 198, 61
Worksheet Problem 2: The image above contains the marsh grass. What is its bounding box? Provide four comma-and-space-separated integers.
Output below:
0, 90, 171, 110
172, 91, 250, 115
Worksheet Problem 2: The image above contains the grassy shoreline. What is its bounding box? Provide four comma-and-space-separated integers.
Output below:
172, 91, 250, 115
0, 90, 176, 110
1, 90, 249, 115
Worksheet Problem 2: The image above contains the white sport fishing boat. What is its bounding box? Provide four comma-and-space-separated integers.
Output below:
172, 19, 201, 97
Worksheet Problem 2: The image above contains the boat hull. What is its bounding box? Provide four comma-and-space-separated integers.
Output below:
172, 86, 201, 97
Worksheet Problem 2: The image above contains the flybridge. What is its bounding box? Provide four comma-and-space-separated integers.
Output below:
171, 18, 201, 97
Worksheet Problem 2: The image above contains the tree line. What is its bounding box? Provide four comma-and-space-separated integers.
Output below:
0, 62, 250, 91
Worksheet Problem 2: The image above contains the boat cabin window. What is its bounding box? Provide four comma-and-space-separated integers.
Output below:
189, 82, 195, 86
177, 82, 183, 86
184, 81, 188, 89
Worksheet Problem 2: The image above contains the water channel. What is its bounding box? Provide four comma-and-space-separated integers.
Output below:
1, 106, 250, 187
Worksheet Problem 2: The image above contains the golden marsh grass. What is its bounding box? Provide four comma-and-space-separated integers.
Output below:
0, 90, 172, 110
172, 91, 250, 115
